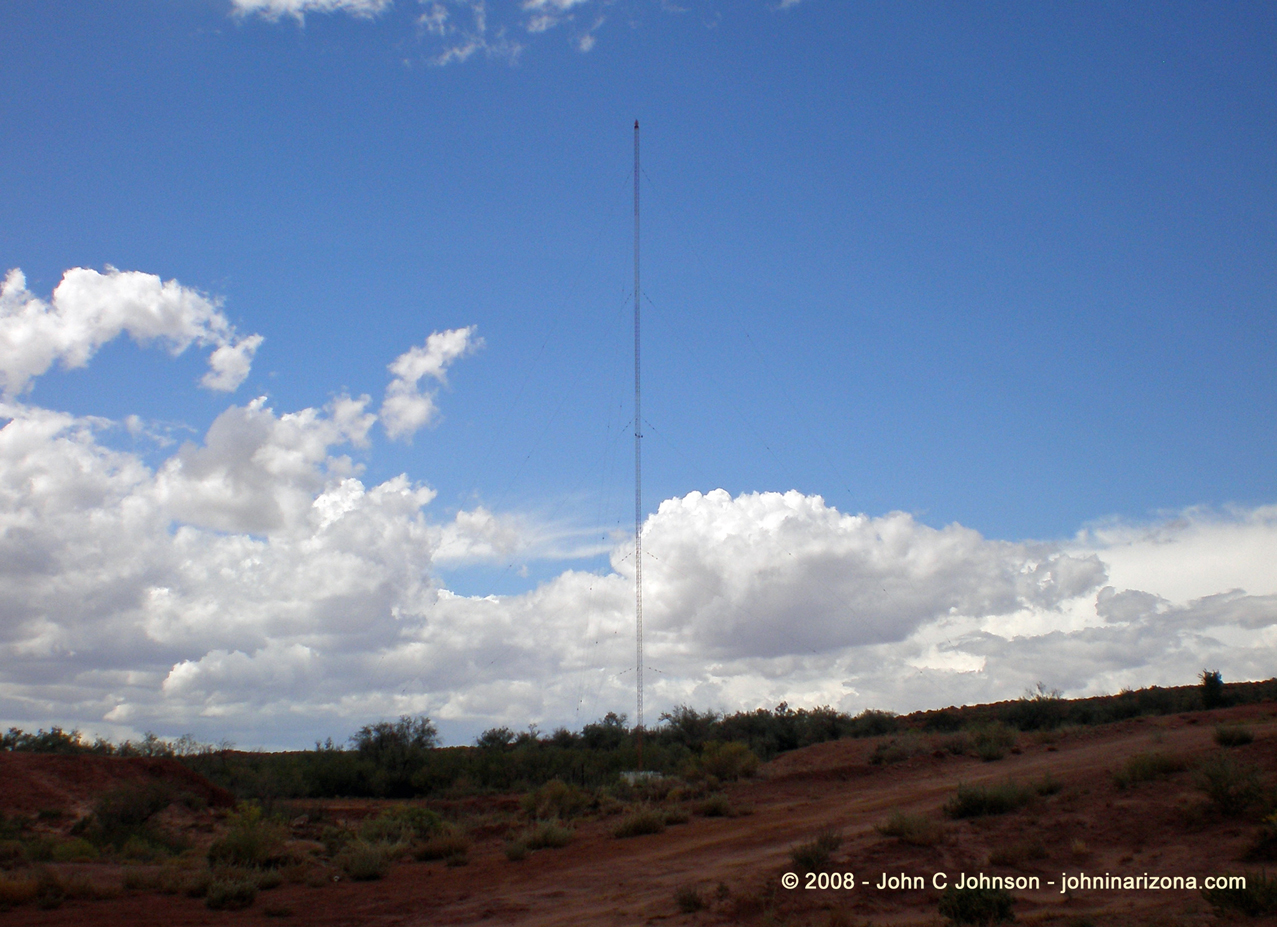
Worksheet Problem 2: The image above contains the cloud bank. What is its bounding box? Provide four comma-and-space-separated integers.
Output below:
2, 266, 1275, 748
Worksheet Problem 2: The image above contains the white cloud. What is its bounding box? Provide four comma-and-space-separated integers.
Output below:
1, 267, 1274, 747
380, 326, 482, 440
231, 0, 394, 21
0, 267, 261, 396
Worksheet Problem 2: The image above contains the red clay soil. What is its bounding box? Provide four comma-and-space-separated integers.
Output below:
6, 703, 1277, 926
0, 754, 235, 819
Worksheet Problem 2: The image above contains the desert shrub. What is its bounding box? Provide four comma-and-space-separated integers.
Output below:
522, 779, 592, 820
1245, 811, 1277, 861
1196, 754, 1266, 815
0, 872, 39, 909
23, 836, 55, 862
320, 824, 354, 856
698, 794, 734, 818
790, 830, 842, 873
1201, 870, 1277, 917
664, 807, 690, 825
412, 831, 471, 862
988, 839, 1046, 867
939, 732, 973, 755
1005, 683, 1066, 731
1215, 725, 1255, 747
0, 841, 27, 870
51, 838, 98, 862
358, 815, 411, 845
524, 820, 574, 850
207, 804, 288, 868
613, 809, 666, 838
33, 868, 63, 909
358, 806, 438, 844
1033, 774, 1061, 796
122, 868, 159, 892
153, 863, 193, 895
674, 884, 705, 913
263, 901, 294, 917
689, 741, 759, 781
1201, 669, 1225, 709
205, 876, 258, 910
504, 839, 528, 861
1113, 751, 1186, 789
350, 715, 439, 798
944, 782, 1033, 819
971, 723, 1017, 761
876, 811, 944, 846
336, 841, 390, 881
184, 868, 213, 898
847, 709, 900, 738
938, 883, 1015, 924
254, 868, 283, 890
869, 734, 927, 766
87, 782, 176, 848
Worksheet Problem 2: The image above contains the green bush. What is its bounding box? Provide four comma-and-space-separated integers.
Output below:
1245, 811, 1277, 861
0, 840, 27, 869
34, 868, 64, 910
51, 838, 98, 862
938, 884, 1015, 924
1201, 669, 1225, 709
336, 842, 390, 881
876, 811, 944, 846
205, 877, 257, 910
944, 782, 1032, 819
523, 821, 574, 850
1195, 754, 1266, 816
320, 824, 353, 856
504, 839, 528, 861
1215, 725, 1255, 747
613, 809, 666, 838
0, 871, 39, 908
674, 884, 704, 913
207, 804, 288, 868
1201, 871, 1277, 917
790, 830, 841, 874
971, 723, 1017, 762
698, 794, 734, 818
522, 780, 591, 820
1113, 751, 1186, 789
688, 741, 759, 781
357, 806, 439, 844
869, 734, 927, 766
84, 782, 183, 851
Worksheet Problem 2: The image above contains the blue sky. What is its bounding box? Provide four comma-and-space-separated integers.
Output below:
2, 1, 1275, 747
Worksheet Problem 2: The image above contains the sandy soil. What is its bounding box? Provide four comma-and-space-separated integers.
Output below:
5, 703, 1277, 926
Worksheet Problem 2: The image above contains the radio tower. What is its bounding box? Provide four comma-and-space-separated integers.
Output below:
633, 119, 644, 769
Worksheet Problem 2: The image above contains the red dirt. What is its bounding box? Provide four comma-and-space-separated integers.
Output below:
0, 754, 235, 820
5, 704, 1277, 926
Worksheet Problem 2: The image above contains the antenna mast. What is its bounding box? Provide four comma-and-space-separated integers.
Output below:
633, 120, 644, 766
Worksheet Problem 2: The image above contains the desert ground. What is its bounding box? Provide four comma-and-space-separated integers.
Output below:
3, 703, 1276, 926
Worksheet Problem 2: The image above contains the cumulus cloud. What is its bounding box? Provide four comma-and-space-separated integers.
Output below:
0, 268, 261, 396
380, 326, 482, 440
2, 265, 1274, 747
